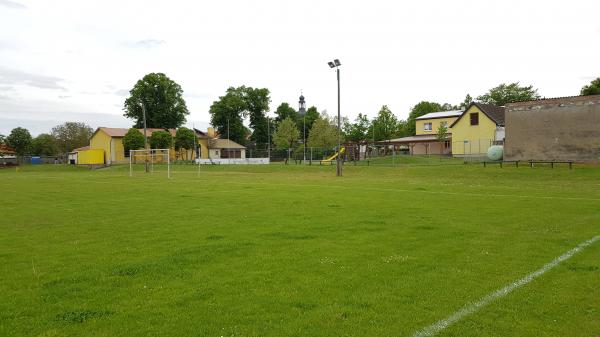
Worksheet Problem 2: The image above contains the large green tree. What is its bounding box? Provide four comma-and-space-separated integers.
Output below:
122, 128, 145, 155
242, 87, 271, 145
174, 127, 196, 159
123, 73, 189, 128
6, 127, 32, 156
274, 102, 297, 124
31, 133, 58, 156
209, 86, 270, 146
477, 82, 541, 106
372, 105, 398, 141
395, 120, 409, 138
581, 77, 600, 96
308, 118, 338, 149
298, 106, 320, 138
344, 113, 371, 142
273, 117, 299, 149
51, 122, 93, 154
149, 130, 173, 149
209, 88, 246, 145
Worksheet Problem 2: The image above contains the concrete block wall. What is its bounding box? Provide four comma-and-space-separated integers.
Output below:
505, 95, 600, 162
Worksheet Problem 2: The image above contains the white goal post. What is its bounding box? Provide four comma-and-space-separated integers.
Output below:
129, 148, 171, 179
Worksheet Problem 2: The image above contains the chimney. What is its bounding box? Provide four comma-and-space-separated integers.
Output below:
207, 127, 215, 138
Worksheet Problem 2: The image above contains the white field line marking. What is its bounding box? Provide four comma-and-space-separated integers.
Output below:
411, 235, 600, 337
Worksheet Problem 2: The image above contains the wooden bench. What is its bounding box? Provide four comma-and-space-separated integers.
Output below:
528, 160, 573, 169
483, 160, 520, 168
483, 160, 573, 169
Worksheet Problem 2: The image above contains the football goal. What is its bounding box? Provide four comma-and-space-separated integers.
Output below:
129, 149, 171, 178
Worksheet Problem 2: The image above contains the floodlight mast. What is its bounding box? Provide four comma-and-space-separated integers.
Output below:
140, 102, 149, 173
327, 59, 342, 176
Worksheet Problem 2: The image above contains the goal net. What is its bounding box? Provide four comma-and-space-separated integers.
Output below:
129, 149, 171, 178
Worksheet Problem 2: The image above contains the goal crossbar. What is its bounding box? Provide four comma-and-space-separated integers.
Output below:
129, 148, 171, 179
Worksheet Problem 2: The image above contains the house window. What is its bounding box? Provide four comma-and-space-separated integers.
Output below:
444, 140, 451, 149
470, 113, 479, 125
440, 121, 448, 128
221, 149, 241, 159
424, 122, 432, 131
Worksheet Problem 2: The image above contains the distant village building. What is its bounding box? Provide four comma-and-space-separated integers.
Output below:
387, 110, 461, 155
384, 102, 505, 157
298, 93, 306, 116
87, 127, 245, 165
450, 103, 505, 157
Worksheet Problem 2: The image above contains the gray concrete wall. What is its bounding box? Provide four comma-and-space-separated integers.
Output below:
505, 95, 600, 162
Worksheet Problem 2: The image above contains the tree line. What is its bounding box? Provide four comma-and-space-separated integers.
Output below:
205, 77, 600, 150
3, 74, 598, 157
121, 127, 197, 160
1, 122, 93, 157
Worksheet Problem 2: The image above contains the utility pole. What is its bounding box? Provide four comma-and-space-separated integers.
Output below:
267, 117, 271, 160
336, 66, 341, 176
141, 102, 149, 173
327, 59, 342, 176
303, 114, 306, 164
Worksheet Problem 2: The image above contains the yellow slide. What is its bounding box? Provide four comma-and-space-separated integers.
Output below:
322, 147, 345, 162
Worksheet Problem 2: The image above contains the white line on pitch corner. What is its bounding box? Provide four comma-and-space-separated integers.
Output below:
411, 235, 600, 337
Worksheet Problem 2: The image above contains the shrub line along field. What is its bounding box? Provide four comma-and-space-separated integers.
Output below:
1, 163, 599, 337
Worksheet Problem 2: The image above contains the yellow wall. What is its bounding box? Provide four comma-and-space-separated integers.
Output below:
415, 117, 458, 136
450, 105, 497, 155
111, 137, 127, 163
89, 131, 126, 164
90, 130, 212, 165
198, 138, 209, 159
77, 149, 104, 165
90, 130, 113, 164
173, 138, 209, 160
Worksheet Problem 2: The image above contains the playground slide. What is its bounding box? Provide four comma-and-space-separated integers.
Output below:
323, 147, 345, 161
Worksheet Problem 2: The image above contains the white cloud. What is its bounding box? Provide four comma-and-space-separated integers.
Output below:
0, 0, 599, 134
131, 39, 165, 48
114, 89, 129, 96
0, 0, 26, 9
0, 67, 66, 90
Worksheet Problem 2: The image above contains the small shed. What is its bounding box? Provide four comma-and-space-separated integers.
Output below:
69, 146, 104, 165
208, 139, 246, 159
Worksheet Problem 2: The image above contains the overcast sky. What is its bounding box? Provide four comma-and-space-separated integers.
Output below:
1, 0, 599, 136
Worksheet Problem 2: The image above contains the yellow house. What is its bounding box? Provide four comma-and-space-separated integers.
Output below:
411, 110, 462, 155
449, 103, 505, 156
415, 111, 461, 136
89, 127, 213, 165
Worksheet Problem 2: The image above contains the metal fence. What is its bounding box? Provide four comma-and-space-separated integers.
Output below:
243, 141, 499, 167
1, 155, 68, 166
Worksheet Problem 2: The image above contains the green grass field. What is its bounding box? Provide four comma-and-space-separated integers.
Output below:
1, 163, 599, 337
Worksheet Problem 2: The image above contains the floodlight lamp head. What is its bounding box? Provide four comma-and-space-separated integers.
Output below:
328, 61, 335, 68
334, 59, 341, 66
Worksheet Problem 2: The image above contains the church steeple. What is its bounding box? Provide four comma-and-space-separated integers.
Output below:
298, 92, 306, 115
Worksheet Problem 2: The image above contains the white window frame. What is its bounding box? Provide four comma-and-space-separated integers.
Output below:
424, 122, 432, 131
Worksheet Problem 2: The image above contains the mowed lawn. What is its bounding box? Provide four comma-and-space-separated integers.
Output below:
1, 163, 599, 337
